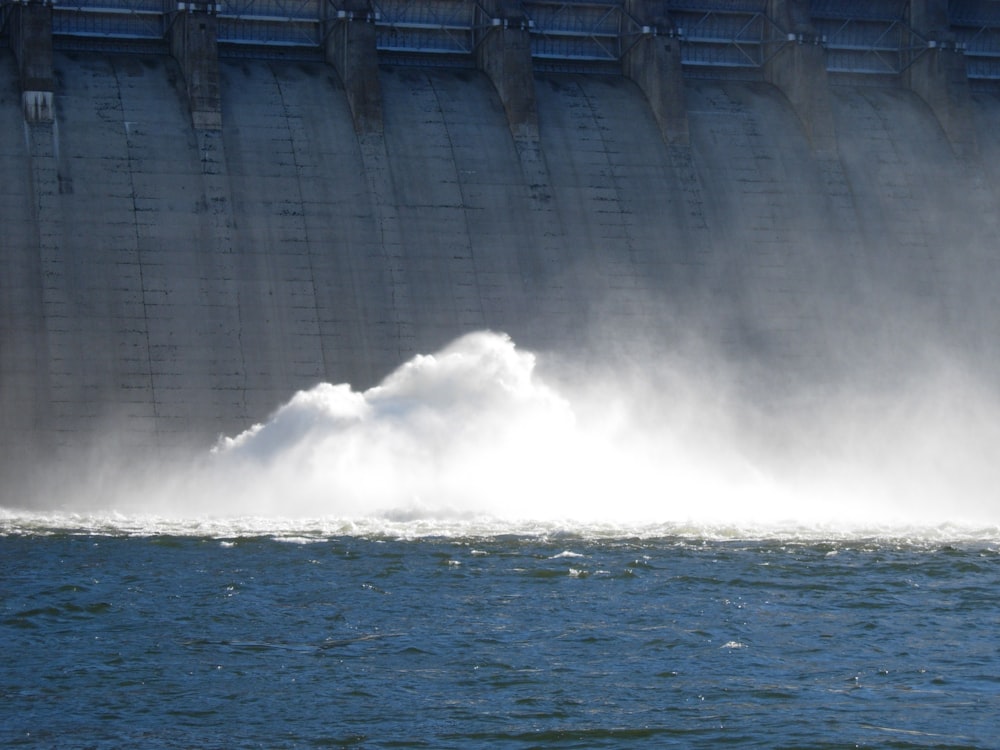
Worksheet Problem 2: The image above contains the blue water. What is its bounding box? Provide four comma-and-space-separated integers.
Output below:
3, 528, 999, 748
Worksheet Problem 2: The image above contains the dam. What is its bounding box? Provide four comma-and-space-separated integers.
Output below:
3, 0, 1000, 491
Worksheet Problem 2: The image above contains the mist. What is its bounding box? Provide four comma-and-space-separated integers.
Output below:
6, 327, 998, 539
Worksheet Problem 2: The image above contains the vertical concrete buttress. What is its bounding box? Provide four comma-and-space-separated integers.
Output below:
622, 0, 689, 146
905, 0, 977, 157
8, 0, 55, 123
474, 0, 539, 140
325, 0, 383, 134
169, 5, 223, 131
764, 0, 836, 154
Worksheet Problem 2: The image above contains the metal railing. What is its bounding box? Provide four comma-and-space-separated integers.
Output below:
52, 0, 168, 48
811, 0, 924, 78
8, 0, 993, 85
524, 0, 641, 70
950, 0, 1000, 86
672, 5, 784, 75
373, 0, 474, 55
214, 0, 321, 58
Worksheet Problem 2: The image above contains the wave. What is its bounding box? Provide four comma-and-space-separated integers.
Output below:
2, 509, 998, 544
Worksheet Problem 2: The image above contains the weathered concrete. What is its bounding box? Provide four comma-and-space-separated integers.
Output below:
2, 46, 1000, 493
325, 0, 383, 133
622, 0, 689, 146
475, 0, 539, 139
7, 0, 54, 122
909, 0, 950, 36
169, 5, 223, 130
905, 0, 977, 157
764, 0, 836, 154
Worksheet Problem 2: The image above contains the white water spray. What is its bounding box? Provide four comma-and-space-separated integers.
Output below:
5, 330, 1000, 538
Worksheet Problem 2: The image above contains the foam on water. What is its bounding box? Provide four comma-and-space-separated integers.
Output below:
4, 331, 1000, 540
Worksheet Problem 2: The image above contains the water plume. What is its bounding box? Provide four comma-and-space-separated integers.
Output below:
5, 330, 1000, 539
210, 331, 583, 520
192, 331, 1000, 534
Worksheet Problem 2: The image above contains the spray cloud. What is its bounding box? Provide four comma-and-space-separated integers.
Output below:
5, 330, 999, 539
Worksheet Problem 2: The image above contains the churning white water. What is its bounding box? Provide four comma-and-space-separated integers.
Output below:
6, 331, 1000, 539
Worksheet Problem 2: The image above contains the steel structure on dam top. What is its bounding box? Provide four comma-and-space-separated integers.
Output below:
3, 0, 1000, 83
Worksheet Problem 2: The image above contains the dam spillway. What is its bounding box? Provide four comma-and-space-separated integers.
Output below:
3, 0, 1000, 490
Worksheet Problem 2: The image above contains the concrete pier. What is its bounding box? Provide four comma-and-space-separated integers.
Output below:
169, 4, 223, 130
622, 0, 689, 146
325, 0, 383, 134
7, 0, 54, 123
905, 0, 977, 156
764, 0, 836, 154
475, 0, 539, 139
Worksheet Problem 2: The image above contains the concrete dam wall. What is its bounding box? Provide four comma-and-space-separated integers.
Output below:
3, 2, 1000, 491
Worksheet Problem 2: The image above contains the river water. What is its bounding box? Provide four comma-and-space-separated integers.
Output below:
2, 524, 999, 748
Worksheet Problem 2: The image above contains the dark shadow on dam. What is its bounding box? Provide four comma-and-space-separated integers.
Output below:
3, 20, 1000, 495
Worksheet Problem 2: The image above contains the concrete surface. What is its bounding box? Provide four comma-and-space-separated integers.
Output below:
2, 47, 1000, 491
